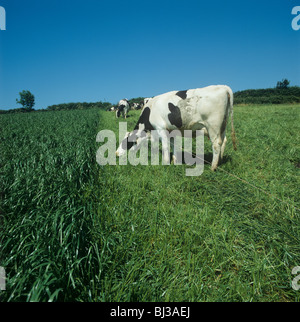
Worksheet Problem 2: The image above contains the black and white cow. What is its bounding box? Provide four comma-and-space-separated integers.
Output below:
116, 85, 237, 171
132, 102, 142, 110
116, 99, 130, 119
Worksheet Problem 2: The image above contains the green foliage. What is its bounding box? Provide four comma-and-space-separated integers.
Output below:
128, 97, 145, 105
234, 86, 300, 104
0, 108, 29, 114
46, 101, 111, 111
2, 84, 300, 115
276, 79, 290, 89
16, 90, 35, 111
0, 109, 100, 301
0, 105, 300, 302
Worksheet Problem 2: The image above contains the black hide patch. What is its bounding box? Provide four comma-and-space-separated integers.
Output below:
168, 103, 183, 128
117, 105, 124, 118
120, 107, 154, 151
134, 107, 154, 131
176, 90, 188, 100
121, 132, 137, 150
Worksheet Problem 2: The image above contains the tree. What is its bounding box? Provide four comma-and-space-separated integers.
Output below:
16, 90, 35, 111
276, 79, 290, 89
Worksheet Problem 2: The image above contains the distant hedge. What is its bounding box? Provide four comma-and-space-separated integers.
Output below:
234, 86, 300, 104
0, 108, 33, 114
1, 87, 300, 114
0, 101, 112, 114
46, 101, 112, 111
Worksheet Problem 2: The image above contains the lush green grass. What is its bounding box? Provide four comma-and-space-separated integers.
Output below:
1, 105, 300, 302
0, 109, 100, 301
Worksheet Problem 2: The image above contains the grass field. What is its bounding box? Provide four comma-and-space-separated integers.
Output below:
0, 104, 300, 302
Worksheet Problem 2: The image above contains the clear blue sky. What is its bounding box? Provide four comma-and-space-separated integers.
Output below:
0, 0, 299, 109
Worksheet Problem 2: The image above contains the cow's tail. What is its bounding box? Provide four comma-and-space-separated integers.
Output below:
226, 86, 237, 150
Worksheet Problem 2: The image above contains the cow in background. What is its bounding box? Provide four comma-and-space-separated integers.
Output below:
116, 99, 130, 119
131, 102, 142, 110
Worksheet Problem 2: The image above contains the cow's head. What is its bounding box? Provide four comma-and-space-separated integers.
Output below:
116, 126, 149, 157
116, 106, 153, 157
116, 131, 131, 156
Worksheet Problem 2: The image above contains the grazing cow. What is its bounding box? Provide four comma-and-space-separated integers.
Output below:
116, 85, 237, 171
132, 102, 142, 110
116, 99, 130, 119
133, 98, 152, 110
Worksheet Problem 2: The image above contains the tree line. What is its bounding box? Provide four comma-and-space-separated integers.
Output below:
1, 81, 300, 114
234, 86, 300, 105
46, 101, 112, 111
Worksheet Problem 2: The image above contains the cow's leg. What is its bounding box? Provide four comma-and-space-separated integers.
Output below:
170, 137, 177, 164
158, 130, 171, 165
220, 135, 227, 160
209, 121, 227, 171
211, 138, 221, 171
209, 128, 225, 171
170, 131, 183, 165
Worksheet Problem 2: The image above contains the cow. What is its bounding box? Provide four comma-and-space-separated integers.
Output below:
132, 102, 142, 110
116, 99, 130, 119
116, 85, 237, 171
132, 98, 152, 111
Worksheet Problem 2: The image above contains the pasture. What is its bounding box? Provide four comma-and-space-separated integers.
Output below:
0, 104, 299, 302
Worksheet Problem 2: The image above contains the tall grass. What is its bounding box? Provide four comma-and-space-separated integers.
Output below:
0, 109, 100, 301
1, 105, 299, 302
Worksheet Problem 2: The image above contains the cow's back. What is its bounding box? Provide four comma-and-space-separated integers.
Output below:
146, 85, 232, 131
